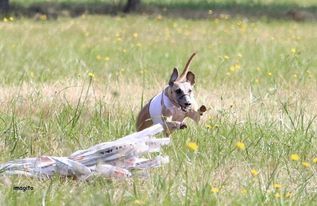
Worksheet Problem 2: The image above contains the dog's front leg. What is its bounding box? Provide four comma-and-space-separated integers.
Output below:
163, 120, 187, 136
186, 105, 207, 123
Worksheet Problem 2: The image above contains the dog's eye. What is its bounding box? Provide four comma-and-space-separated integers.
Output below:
175, 89, 182, 94
188, 89, 192, 93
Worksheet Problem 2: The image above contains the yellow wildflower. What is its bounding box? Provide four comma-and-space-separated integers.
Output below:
229, 64, 241, 73
274, 193, 281, 198
206, 124, 219, 129
96, 55, 102, 60
229, 66, 235, 72
241, 188, 247, 195
291, 48, 297, 54
211, 187, 219, 193
285, 192, 292, 198
104, 56, 110, 61
133, 32, 138, 38
134, 199, 145, 205
250, 169, 259, 177
302, 162, 311, 168
88, 72, 95, 78
224, 55, 230, 60
235, 141, 245, 150
267, 72, 272, 76
273, 183, 282, 190
9, 17, 14, 21
313, 157, 317, 163
206, 124, 213, 129
290, 154, 300, 161
187, 142, 198, 152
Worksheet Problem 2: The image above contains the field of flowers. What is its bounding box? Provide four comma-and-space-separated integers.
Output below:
0, 0, 316, 205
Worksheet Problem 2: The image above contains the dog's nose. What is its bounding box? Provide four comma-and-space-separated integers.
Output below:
185, 102, 191, 107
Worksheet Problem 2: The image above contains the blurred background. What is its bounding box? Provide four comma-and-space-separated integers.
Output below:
1, 0, 316, 21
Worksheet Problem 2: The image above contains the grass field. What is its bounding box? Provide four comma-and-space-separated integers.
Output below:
0, 0, 317, 205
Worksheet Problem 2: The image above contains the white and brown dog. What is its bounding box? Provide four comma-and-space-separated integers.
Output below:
136, 53, 206, 135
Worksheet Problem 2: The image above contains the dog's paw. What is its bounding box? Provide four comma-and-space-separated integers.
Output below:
199, 105, 207, 116
180, 123, 187, 129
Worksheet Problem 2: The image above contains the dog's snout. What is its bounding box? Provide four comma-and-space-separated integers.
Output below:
185, 102, 191, 106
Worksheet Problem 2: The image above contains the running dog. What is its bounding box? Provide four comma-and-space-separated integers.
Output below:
136, 53, 206, 135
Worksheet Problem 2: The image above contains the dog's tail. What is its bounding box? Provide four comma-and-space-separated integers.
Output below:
179, 52, 196, 80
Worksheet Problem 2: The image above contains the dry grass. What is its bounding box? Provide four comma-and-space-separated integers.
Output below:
0, 79, 316, 126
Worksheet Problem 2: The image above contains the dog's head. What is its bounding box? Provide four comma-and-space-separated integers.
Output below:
167, 53, 197, 112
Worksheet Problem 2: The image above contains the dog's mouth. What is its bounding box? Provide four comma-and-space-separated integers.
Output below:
173, 97, 192, 112
181, 107, 187, 112
180, 104, 191, 112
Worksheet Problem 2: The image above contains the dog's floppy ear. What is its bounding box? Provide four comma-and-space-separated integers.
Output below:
169, 68, 179, 86
186, 71, 195, 85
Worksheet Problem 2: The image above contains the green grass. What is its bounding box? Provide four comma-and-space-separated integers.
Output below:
0, 2, 317, 205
